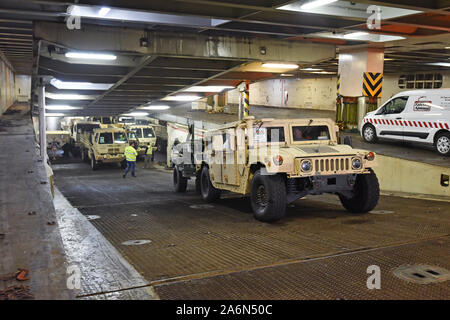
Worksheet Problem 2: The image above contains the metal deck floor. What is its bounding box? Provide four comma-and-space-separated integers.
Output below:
53, 161, 450, 299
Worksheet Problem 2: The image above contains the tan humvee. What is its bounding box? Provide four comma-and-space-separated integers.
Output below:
172, 117, 379, 222
80, 127, 128, 170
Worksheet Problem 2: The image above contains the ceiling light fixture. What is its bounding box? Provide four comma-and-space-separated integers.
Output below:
65, 52, 117, 61
141, 105, 171, 110
45, 105, 82, 110
183, 86, 235, 92
45, 92, 96, 100
45, 113, 65, 117
262, 63, 299, 70
427, 62, 450, 67
50, 79, 114, 90
281, 74, 295, 77
301, 68, 323, 71
163, 95, 201, 101
300, 0, 338, 10
123, 112, 149, 117
343, 32, 369, 39
98, 7, 111, 17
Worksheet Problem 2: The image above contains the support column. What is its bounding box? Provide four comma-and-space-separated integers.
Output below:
337, 48, 384, 130
38, 85, 46, 159
237, 81, 250, 120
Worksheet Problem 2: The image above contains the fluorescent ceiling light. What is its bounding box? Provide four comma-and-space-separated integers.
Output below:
311, 71, 336, 74
98, 7, 111, 17
122, 112, 149, 117
141, 105, 171, 110
262, 63, 299, 69
281, 74, 295, 77
301, 0, 338, 10
427, 62, 450, 67
45, 92, 97, 100
163, 95, 201, 101
65, 52, 117, 61
278, 1, 422, 20
183, 86, 235, 92
68, 5, 230, 28
301, 68, 323, 71
46, 105, 82, 110
45, 113, 65, 117
343, 32, 368, 39
313, 31, 405, 42
384, 58, 395, 61
50, 79, 114, 90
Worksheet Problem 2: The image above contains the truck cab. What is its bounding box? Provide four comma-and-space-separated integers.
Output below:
126, 124, 157, 156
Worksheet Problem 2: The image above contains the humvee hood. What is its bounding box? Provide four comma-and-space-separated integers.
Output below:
284, 144, 359, 156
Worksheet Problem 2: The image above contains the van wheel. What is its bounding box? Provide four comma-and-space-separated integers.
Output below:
173, 166, 188, 193
435, 132, 450, 156
91, 156, 99, 171
339, 170, 379, 214
200, 166, 221, 202
250, 170, 286, 222
362, 124, 378, 143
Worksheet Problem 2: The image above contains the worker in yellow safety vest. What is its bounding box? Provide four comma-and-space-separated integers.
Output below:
143, 142, 154, 169
123, 141, 138, 178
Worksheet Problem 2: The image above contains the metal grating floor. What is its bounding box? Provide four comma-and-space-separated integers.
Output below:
54, 163, 450, 299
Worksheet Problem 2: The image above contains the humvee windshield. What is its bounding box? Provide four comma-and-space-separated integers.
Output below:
253, 126, 285, 143
292, 125, 330, 142
143, 128, 155, 138
98, 132, 128, 144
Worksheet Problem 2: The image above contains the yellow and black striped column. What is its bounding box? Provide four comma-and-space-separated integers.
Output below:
363, 72, 383, 98
337, 73, 341, 96
243, 82, 250, 117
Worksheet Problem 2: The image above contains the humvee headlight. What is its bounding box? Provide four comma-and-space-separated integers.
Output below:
301, 160, 312, 172
273, 155, 283, 166
365, 152, 375, 161
352, 157, 362, 170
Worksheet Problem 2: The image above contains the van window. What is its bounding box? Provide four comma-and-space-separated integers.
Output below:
383, 97, 408, 114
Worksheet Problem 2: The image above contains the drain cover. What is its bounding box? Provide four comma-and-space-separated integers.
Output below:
86, 215, 101, 221
393, 264, 450, 284
190, 204, 215, 209
121, 240, 152, 246
370, 210, 394, 215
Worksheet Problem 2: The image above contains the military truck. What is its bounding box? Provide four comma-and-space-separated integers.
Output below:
46, 130, 71, 159
171, 117, 379, 222
69, 120, 101, 157
79, 127, 128, 170
126, 124, 157, 156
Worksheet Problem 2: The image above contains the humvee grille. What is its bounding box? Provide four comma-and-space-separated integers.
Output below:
314, 157, 351, 174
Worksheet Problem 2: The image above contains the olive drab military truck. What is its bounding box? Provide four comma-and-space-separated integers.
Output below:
125, 124, 157, 156
171, 117, 380, 222
79, 127, 128, 170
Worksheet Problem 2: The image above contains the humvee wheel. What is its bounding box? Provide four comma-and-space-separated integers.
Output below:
339, 170, 380, 214
195, 175, 201, 194
250, 170, 286, 222
173, 166, 188, 193
362, 124, 378, 143
200, 166, 221, 202
90, 156, 99, 171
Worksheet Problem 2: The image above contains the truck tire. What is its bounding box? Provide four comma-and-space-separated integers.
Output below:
200, 166, 221, 202
250, 170, 286, 222
173, 166, 188, 193
362, 124, 378, 143
435, 131, 450, 156
91, 156, 99, 171
195, 175, 201, 194
339, 170, 380, 214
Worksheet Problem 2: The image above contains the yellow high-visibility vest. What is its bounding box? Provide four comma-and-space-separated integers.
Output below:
124, 146, 137, 162
146, 145, 153, 155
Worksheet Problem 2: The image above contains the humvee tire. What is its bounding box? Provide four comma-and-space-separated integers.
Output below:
195, 174, 201, 194
339, 170, 379, 213
200, 166, 221, 202
250, 169, 286, 222
362, 124, 378, 143
90, 156, 99, 171
173, 166, 188, 193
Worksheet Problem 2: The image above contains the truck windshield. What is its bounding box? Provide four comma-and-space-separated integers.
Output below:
114, 132, 128, 144
134, 128, 142, 138
292, 125, 330, 142
98, 132, 128, 144
143, 128, 155, 138
253, 126, 285, 143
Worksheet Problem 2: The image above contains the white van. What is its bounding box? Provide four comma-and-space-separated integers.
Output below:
360, 89, 450, 156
